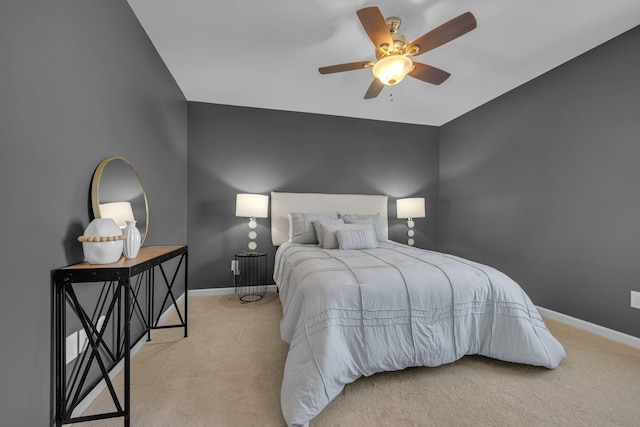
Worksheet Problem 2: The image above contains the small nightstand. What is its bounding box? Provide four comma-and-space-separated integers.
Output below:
233, 251, 267, 302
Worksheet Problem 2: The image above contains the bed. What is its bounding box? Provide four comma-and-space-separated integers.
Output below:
271, 192, 565, 427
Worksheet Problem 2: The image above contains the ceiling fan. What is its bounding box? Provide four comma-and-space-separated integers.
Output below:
319, 7, 477, 99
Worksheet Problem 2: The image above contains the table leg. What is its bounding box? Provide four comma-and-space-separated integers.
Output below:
124, 278, 131, 427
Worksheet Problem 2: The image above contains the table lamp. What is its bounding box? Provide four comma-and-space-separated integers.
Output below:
236, 193, 269, 251
99, 201, 135, 229
396, 197, 426, 246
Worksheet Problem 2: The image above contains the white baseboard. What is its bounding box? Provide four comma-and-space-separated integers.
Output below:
68, 292, 186, 422
188, 285, 278, 297
537, 306, 640, 350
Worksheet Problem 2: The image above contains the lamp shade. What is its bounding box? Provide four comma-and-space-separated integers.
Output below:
235, 194, 269, 218
372, 55, 413, 85
397, 198, 426, 219
99, 201, 135, 228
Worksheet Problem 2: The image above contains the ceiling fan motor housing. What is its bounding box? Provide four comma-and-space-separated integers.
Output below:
376, 17, 411, 59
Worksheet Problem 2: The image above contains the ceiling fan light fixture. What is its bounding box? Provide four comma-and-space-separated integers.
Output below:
372, 55, 413, 85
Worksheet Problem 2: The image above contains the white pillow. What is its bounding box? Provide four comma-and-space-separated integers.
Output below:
289, 212, 338, 244
318, 222, 376, 249
312, 219, 344, 247
341, 213, 384, 241
336, 228, 378, 250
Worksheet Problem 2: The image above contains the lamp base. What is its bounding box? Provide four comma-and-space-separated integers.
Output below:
406, 218, 415, 246
248, 217, 258, 250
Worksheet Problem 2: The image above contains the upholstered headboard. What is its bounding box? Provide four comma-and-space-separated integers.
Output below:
270, 191, 389, 246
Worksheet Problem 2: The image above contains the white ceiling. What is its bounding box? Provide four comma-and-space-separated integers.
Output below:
127, 0, 640, 126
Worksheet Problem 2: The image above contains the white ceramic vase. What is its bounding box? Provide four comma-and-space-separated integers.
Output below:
82, 218, 124, 264
123, 220, 141, 259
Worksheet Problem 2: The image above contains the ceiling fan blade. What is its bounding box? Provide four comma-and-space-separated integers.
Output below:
319, 61, 375, 74
364, 78, 385, 99
356, 7, 394, 49
408, 62, 451, 85
407, 12, 477, 56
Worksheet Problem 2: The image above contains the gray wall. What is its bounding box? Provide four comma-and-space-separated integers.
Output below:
439, 25, 640, 338
0, 1, 187, 425
188, 103, 439, 289
3, 0, 636, 423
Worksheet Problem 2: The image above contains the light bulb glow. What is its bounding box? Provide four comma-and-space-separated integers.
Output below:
372, 55, 413, 85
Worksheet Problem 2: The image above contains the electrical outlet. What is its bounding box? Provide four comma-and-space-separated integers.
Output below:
78, 328, 88, 353
631, 291, 640, 309
231, 260, 239, 275
66, 331, 78, 364
96, 315, 106, 332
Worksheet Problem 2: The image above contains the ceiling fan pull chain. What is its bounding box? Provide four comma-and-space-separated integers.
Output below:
390, 89, 394, 102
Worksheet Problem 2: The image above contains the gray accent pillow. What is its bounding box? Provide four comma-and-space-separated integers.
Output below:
336, 228, 378, 250
312, 219, 344, 247
289, 212, 339, 244
341, 213, 384, 241
318, 222, 375, 249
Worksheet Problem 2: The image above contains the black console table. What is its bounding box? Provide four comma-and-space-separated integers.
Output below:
53, 245, 188, 426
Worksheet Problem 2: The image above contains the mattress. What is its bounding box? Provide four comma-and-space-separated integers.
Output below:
274, 241, 566, 426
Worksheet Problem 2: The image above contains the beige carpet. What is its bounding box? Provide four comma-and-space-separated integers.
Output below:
78, 292, 640, 426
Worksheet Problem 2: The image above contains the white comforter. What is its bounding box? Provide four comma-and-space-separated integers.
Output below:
274, 241, 565, 427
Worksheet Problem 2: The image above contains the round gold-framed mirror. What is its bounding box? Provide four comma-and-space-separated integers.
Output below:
90, 157, 149, 244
